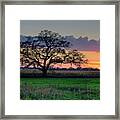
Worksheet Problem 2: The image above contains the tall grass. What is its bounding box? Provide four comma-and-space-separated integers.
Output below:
20, 78, 100, 100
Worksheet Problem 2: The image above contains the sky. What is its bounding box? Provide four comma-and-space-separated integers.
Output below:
54, 51, 100, 69
20, 20, 100, 69
20, 20, 100, 40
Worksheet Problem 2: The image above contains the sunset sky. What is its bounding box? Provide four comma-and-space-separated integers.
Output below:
53, 51, 100, 69
81, 51, 100, 69
20, 20, 100, 69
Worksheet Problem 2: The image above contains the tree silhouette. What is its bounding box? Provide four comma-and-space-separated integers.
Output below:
64, 49, 88, 67
20, 30, 87, 76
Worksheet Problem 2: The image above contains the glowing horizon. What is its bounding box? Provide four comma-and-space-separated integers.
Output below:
53, 51, 100, 69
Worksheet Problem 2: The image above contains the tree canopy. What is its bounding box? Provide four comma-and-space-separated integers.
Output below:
20, 30, 87, 76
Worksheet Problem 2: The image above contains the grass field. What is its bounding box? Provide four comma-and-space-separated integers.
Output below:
20, 78, 100, 100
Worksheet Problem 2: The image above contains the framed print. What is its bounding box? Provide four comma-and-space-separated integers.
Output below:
0, 0, 119, 119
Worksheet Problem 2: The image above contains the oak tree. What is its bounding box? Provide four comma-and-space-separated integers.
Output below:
20, 30, 87, 76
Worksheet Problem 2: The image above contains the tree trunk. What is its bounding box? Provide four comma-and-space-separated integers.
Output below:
42, 69, 47, 77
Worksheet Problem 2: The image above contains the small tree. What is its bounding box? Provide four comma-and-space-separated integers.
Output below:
20, 30, 87, 76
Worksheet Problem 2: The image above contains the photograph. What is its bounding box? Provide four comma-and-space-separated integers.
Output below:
20, 20, 100, 100
1, 1, 118, 118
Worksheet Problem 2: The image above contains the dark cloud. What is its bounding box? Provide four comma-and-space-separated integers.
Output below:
64, 36, 100, 51
20, 35, 100, 51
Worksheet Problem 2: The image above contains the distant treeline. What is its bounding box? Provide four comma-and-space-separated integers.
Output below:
20, 68, 100, 78
20, 67, 100, 71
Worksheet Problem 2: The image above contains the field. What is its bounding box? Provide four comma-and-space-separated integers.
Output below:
20, 77, 100, 100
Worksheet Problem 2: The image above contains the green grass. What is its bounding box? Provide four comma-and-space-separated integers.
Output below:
20, 78, 100, 100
